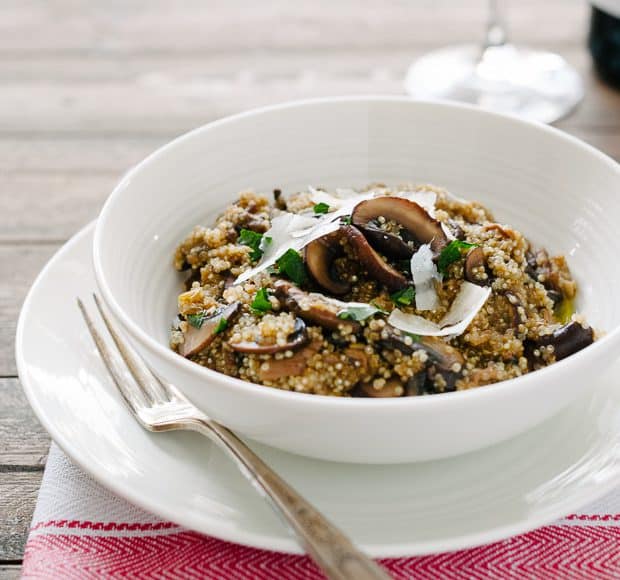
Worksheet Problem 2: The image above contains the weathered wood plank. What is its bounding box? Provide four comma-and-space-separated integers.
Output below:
0, 244, 59, 376
0, 56, 616, 136
0, 126, 616, 178
0, 137, 166, 174
0, 565, 22, 580
0, 0, 587, 55
0, 175, 115, 242
0, 471, 42, 560
0, 379, 49, 467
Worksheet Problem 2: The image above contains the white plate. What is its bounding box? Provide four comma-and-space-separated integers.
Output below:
16, 223, 620, 557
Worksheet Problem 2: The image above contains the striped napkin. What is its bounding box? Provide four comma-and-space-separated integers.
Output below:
22, 444, 620, 579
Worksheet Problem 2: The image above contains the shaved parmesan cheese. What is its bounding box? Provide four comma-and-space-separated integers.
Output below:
308, 188, 346, 209
308, 186, 376, 217
388, 282, 492, 337
236, 186, 442, 286
396, 190, 437, 214
234, 212, 340, 285
410, 243, 442, 311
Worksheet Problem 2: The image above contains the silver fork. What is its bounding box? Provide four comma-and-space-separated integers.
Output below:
77, 295, 391, 580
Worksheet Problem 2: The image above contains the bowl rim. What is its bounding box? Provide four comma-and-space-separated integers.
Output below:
93, 95, 620, 408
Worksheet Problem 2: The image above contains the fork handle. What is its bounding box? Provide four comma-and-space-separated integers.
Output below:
186, 418, 391, 580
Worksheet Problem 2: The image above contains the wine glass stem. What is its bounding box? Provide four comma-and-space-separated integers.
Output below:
485, 0, 508, 48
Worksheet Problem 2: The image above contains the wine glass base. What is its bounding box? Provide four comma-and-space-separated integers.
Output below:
405, 44, 584, 124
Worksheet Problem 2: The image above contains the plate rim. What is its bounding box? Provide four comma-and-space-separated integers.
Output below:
14, 222, 620, 557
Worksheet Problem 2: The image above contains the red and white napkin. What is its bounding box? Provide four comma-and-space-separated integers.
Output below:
22, 444, 620, 579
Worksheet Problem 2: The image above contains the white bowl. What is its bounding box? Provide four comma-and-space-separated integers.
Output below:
94, 97, 620, 464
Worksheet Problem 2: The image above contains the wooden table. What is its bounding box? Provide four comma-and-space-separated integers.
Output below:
1, 1, 618, 577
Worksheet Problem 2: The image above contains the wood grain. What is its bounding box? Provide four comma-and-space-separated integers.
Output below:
0, 244, 59, 376
0, 0, 587, 54
0, 471, 43, 560
0, 379, 49, 467
0, 53, 617, 137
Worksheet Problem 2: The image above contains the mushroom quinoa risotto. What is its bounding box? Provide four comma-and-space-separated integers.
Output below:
170, 184, 595, 397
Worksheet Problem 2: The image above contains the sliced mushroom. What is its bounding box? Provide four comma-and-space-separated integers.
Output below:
503, 291, 527, 329
351, 196, 448, 256
229, 317, 308, 354
484, 222, 518, 240
446, 219, 466, 241
526, 321, 594, 367
305, 231, 350, 295
180, 302, 241, 358
343, 225, 408, 291
184, 268, 202, 291
464, 246, 488, 286
526, 248, 576, 302
273, 188, 287, 211
358, 378, 405, 398
258, 339, 322, 381
380, 328, 463, 369
405, 372, 427, 396
380, 327, 464, 392
273, 280, 361, 333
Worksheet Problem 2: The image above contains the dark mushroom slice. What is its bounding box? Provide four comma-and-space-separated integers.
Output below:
258, 339, 322, 381
351, 196, 448, 256
426, 364, 460, 393
229, 317, 308, 354
343, 225, 408, 291
526, 321, 594, 368
358, 378, 405, 398
405, 372, 427, 396
355, 226, 414, 259
273, 280, 361, 333
180, 302, 241, 358
446, 219, 466, 241
503, 291, 527, 329
305, 231, 350, 295
379, 327, 465, 392
380, 328, 464, 370
273, 188, 287, 211
464, 246, 489, 286
184, 268, 202, 291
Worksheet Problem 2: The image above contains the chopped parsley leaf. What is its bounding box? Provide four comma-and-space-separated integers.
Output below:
214, 317, 228, 334
437, 240, 478, 274
187, 312, 206, 329
275, 248, 308, 285
390, 286, 415, 306
341, 215, 352, 225
251, 288, 272, 314
405, 332, 421, 342
313, 202, 330, 214
239, 229, 265, 262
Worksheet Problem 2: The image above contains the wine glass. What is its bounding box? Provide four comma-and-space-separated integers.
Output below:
404, 0, 583, 123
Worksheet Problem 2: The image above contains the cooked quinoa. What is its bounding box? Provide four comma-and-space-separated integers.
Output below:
169, 184, 595, 397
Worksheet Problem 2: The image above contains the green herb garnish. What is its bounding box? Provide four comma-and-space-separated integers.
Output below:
187, 312, 206, 329
313, 202, 330, 214
390, 287, 415, 306
214, 317, 228, 334
275, 248, 308, 285
437, 240, 478, 274
405, 332, 421, 343
341, 215, 352, 225
337, 304, 386, 321
239, 229, 265, 262
251, 288, 273, 314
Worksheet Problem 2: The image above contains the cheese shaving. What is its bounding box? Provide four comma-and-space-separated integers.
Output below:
388, 282, 491, 337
